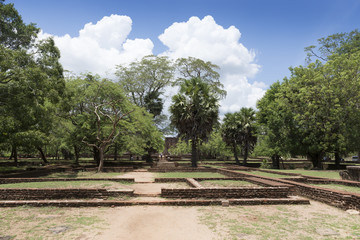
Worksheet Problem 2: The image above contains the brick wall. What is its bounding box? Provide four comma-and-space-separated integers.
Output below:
161, 187, 289, 199
0, 188, 134, 200
217, 168, 360, 210
0, 178, 135, 184
148, 168, 218, 172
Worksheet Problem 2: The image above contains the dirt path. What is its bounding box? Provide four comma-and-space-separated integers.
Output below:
96, 206, 215, 240
119, 170, 155, 183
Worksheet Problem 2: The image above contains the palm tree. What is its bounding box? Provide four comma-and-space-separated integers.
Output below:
170, 77, 219, 167
221, 112, 242, 165
221, 108, 257, 166
239, 107, 257, 166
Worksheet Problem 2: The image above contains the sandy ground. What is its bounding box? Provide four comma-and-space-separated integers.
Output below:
119, 171, 155, 183
96, 206, 215, 240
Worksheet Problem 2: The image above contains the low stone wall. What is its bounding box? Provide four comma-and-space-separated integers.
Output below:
154, 178, 187, 183
293, 182, 360, 210
306, 178, 360, 187
217, 168, 360, 210
0, 188, 134, 200
148, 168, 218, 173
83, 167, 134, 172
186, 178, 203, 188
161, 187, 289, 199
0, 197, 310, 207
0, 178, 135, 184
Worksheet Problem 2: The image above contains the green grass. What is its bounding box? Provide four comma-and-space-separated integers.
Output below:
0, 180, 132, 189
200, 180, 259, 187
43, 171, 123, 178
0, 166, 27, 172
311, 184, 360, 194
0, 206, 106, 239
270, 169, 341, 179
198, 204, 360, 240
156, 172, 226, 178
246, 171, 295, 179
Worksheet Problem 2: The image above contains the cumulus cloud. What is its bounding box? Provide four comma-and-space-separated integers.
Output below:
39, 14, 154, 75
159, 16, 266, 112
39, 14, 265, 113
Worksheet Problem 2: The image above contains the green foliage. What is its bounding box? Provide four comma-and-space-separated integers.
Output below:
0, 2, 65, 163
260, 159, 271, 169
116, 55, 175, 134
199, 130, 232, 159
168, 138, 191, 156
175, 57, 226, 99
62, 74, 164, 169
221, 108, 257, 165
257, 29, 360, 169
170, 77, 220, 167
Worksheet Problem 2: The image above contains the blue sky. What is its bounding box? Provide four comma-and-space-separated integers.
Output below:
8, 0, 360, 112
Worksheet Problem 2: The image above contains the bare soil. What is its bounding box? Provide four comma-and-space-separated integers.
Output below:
1, 201, 359, 240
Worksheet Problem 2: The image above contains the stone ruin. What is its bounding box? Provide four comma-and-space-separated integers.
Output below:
340, 166, 360, 181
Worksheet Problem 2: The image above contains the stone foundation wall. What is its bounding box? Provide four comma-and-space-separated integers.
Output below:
161, 187, 289, 199
0, 188, 134, 200
217, 168, 360, 210
293, 182, 360, 210
148, 168, 218, 172
0, 178, 135, 184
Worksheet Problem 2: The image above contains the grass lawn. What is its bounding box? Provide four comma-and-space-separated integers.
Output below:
311, 184, 360, 194
42, 171, 123, 178
270, 169, 341, 179
156, 172, 226, 178
0, 180, 132, 189
0, 206, 107, 240
245, 171, 294, 179
0, 166, 27, 172
200, 180, 259, 188
198, 202, 360, 240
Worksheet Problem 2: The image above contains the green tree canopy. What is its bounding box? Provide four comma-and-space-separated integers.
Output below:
170, 77, 220, 167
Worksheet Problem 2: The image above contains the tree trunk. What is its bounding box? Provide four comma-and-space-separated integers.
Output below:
233, 143, 240, 165
334, 151, 341, 169
271, 154, 280, 169
9, 147, 14, 160
97, 148, 104, 172
13, 145, 18, 166
37, 147, 48, 164
93, 146, 100, 166
74, 145, 80, 166
308, 152, 322, 169
114, 143, 118, 161
191, 139, 198, 168
243, 141, 248, 166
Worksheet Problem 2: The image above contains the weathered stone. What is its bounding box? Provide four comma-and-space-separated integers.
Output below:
316, 228, 339, 236
340, 166, 360, 181
346, 209, 360, 215
0, 236, 14, 240
48, 226, 71, 234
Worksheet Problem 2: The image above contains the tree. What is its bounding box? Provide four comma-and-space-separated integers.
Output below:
64, 74, 164, 171
257, 30, 360, 169
116, 55, 174, 121
221, 112, 243, 165
200, 130, 232, 160
116, 55, 174, 160
170, 77, 220, 167
256, 82, 300, 168
222, 108, 257, 166
238, 108, 257, 166
0, 1, 65, 164
175, 57, 226, 99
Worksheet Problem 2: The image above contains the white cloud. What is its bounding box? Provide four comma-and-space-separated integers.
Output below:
38, 14, 154, 75
159, 15, 265, 112
39, 14, 265, 113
